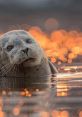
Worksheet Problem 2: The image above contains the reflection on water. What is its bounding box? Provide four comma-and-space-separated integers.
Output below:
0, 74, 82, 117
0, 89, 51, 117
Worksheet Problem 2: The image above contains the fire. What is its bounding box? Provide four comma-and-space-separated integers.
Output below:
28, 27, 82, 63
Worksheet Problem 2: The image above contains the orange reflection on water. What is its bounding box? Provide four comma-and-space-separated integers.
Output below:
0, 97, 5, 117
0, 111, 5, 117
20, 89, 32, 97
79, 111, 82, 117
13, 106, 20, 116
40, 111, 49, 117
52, 110, 69, 117
52, 110, 60, 117
2, 91, 7, 96
57, 83, 68, 96
60, 111, 69, 117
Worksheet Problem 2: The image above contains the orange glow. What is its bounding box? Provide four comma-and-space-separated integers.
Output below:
28, 27, 82, 63
52, 110, 60, 117
60, 111, 69, 117
40, 111, 49, 117
0, 111, 5, 117
20, 91, 26, 96
28, 93, 32, 97
24, 89, 32, 97
0, 105, 5, 117
24, 89, 29, 96
0, 98, 5, 117
79, 111, 82, 117
61, 92, 67, 96
57, 83, 68, 96
0, 26, 82, 63
57, 91, 68, 96
50, 57, 56, 63
68, 59, 72, 63
2, 91, 6, 95
52, 110, 69, 117
36, 89, 39, 92
20, 89, 32, 97
13, 106, 20, 116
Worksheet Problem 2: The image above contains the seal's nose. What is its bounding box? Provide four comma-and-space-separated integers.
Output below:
22, 48, 29, 54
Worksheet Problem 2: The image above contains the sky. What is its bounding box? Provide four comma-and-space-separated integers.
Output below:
0, 0, 82, 32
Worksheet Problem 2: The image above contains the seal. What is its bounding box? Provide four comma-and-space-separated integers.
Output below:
0, 30, 58, 90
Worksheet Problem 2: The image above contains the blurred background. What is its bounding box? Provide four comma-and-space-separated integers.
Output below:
0, 0, 82, 32
0, 0, 82, 66
1, 2, 82, 117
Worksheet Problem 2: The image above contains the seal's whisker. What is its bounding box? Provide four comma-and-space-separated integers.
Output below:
0, 63, 14, 75
1, 63, 11, 70
2, 66, 13, 75
0, 66, 11, 75
1, 63, 11, 69
5, 64, 15, 73
12, 65, 17, 72
2, 65, 12, 73
0, 64, 10, 73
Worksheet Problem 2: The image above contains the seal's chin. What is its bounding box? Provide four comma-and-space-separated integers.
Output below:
20, 57, 40, 67
22, 58, 35, 64
19, 58, 36, 66
15, 57, 36, 66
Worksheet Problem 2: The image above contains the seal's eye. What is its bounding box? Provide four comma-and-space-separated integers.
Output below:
6, 45, 14, 51
25, 39, 32, 43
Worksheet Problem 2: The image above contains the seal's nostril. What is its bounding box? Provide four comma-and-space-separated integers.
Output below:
22, 48, 29, 54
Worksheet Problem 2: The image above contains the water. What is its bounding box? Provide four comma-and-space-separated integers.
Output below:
0, 73, 82, 117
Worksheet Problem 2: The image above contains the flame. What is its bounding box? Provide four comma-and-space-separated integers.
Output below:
28, 27, 82, 63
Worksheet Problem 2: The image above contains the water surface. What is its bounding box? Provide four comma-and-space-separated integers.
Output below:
0, 73, 82, 117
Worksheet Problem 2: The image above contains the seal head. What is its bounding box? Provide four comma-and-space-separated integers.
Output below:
0, 30, 44, 67
0, 30, 58, 90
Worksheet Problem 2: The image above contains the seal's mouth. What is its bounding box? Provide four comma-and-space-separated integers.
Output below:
17, 58, 36, 66
22, 58, 35, 63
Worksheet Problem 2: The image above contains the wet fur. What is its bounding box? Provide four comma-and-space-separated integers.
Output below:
0, 30, 58, 90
